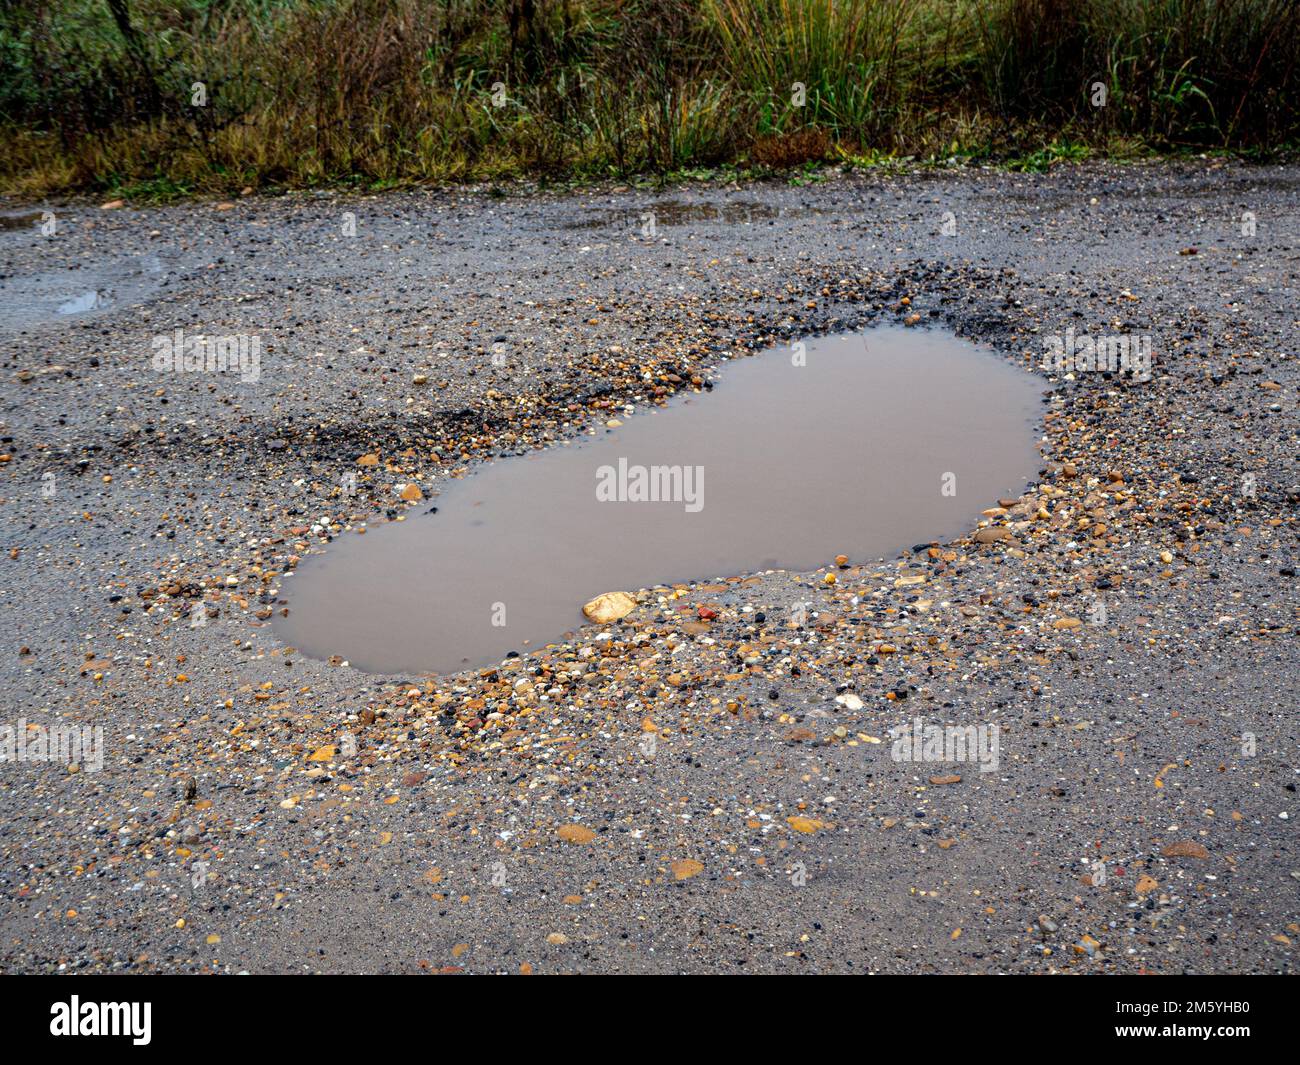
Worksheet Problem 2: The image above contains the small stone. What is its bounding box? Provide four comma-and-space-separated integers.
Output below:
1074, 933, 1101, 956
671, 858, 704, 880
557, 824, 597, 844
973, 527, 1011, 543
1161, 840, 1209, 859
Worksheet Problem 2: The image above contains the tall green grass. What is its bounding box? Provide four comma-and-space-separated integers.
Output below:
707, 0, 927, 142
2, 0, 1297, 199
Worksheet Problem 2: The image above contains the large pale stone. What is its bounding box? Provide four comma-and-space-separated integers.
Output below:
582, 591, 637, 624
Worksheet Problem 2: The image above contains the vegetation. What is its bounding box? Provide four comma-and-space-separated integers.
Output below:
2, 0, 1297, 198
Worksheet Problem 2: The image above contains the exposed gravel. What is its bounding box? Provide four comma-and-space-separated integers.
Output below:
0, 159, 1296, 974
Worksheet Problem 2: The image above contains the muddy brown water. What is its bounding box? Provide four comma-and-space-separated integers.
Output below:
276, 327, 1043, 675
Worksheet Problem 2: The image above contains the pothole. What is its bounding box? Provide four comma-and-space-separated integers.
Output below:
0, 254, 164, 332
276, 325, 1043, 675
57, 290, 106, 315
563, 198, 818, 229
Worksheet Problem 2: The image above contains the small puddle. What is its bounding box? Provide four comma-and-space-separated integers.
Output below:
565, 198, 814, 230
0, 211, 42, 230
58, 291, 106, 315
277, 327, 1042, 675
0, 254, 163, 333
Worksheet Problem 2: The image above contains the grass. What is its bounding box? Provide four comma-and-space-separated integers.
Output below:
1006, 138, 1092, 172
2, 0, 1298, 201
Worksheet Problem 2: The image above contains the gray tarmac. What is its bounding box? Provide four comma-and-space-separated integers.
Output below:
0, 159, 1295, 973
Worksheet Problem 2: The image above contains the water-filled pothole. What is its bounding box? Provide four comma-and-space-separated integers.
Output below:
0, 254, 164, 333
58, 291, 106, 315
276, 326, 1042, 675
564, 198, 815, 230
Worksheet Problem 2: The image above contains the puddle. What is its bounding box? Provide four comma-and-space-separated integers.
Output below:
0, 254, 164, 333
276, 327, 1043, 675
58, 291, 106, 315
0, 211, 42, 230
565, 198, 815, 230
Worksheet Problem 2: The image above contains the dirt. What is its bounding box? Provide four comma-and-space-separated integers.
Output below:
0, 159, 1295, 974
